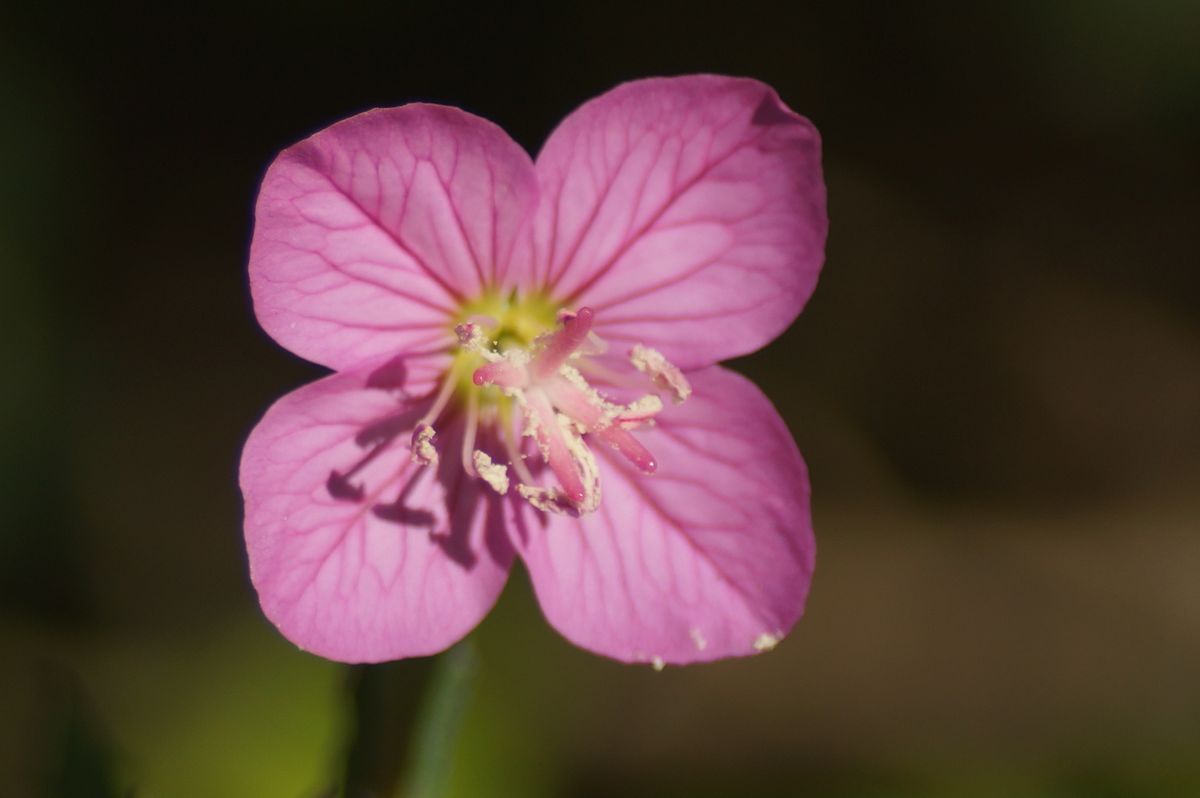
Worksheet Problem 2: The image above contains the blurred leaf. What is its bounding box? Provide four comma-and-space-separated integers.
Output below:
81, 614, 342, 798
37, 673, 120, 798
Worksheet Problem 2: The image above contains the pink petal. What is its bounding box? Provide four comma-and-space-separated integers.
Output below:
249, 105, 539, 370
240, 359, 513, 662
526, 75, 826, 369
513, 366, 814, 665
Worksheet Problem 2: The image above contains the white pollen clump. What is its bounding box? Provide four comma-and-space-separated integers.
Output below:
753, 632, 781, 652
515, 395, 539, 440
559, 364, 620, 423
516, 484, 575, 515
411, 424, 439, 466
651, 657, 665, 672
690, 627, 708, 651
630, 344, 692, 404
472, 450, 509, 495
618, 394, 664, 428
558, 363, 598, 394
502, 346, 532, 368
454, 322, 489, 352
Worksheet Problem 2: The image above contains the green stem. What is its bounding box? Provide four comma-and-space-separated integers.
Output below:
339, 642, 477, 798
400, 642, 478, 798
341, 657, 435, 798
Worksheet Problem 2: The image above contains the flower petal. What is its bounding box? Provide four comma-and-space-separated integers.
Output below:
513, 366, 814, 665
527, 75, 827, 368
240, 360, 513, 662
249, 105, 539, 369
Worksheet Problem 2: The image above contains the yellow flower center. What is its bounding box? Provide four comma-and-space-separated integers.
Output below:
401, 295, 689, 516
450, 289, 560, 407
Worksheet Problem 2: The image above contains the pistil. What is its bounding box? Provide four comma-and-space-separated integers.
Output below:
407, 303, 689, 516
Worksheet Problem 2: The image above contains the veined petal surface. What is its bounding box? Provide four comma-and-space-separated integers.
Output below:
240, 359, 514, 662
514, 366, 814, 664
249, 105, 539, 369
527, 75, 826, 369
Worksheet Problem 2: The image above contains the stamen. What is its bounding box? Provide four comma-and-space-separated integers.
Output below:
460, 390, 480, 477
472, 450, 509, 495
417, 366, 461, 428
455, 321, 508, 366
502, 417, 537, 486
630, 344, 692, 404
616, 395, 663, 428
544, 372, 662, 430
574, 358, 647, 391
524, 389, 586, 504
594, 425, 657, 473
516, 484, 578, 515
542, 375, 608, 428
454, 321, 488, 350
532, 307, 594, 379
445, 303, 678, 515
410, 423, 439, 466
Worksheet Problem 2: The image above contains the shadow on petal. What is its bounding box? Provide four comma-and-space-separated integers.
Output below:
365, 354, 409, 391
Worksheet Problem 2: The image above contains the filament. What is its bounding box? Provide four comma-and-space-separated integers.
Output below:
416, 366, 461, 428
502, 413, 537, 486
460, 389, 480, 477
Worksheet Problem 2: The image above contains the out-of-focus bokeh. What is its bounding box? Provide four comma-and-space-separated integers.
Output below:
2, 2, 1197, 796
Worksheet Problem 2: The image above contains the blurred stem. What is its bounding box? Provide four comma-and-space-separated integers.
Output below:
400, 642, 478, 798
341, 642, 478, 798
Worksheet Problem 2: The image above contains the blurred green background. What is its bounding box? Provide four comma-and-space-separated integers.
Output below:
2, 2, 1198, 796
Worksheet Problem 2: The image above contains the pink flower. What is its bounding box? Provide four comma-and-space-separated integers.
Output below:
241, 75, 827, 666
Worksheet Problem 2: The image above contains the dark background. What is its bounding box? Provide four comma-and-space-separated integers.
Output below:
3, 2, 1198, 796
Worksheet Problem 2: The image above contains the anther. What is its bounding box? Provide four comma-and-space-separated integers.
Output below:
472, 450, 510, 495
630, 344, 691, 404
454, 305, 672, 515
410, 423, 438, 466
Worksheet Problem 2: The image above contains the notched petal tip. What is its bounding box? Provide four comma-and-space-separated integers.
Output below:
750, 90, 803, 127
529, 73, 827, 369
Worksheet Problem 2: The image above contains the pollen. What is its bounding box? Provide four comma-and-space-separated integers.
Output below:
473, 450, 509, 495
410, 424, 439, 466
753, 633, 781, 652
631, 344, 692, 404
413, 300, 690, 516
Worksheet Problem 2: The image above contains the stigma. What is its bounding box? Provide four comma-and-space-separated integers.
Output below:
412, 305, 688, 516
